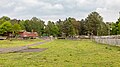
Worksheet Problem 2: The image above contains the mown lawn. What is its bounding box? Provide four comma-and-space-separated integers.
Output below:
0, 39, 120, 67
0, 39, 42, 48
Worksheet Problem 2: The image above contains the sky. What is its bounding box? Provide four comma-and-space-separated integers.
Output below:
0, 0, 120, 22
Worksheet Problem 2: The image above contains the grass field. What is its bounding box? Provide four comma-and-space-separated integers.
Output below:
0, 39, 120, 67
0, 39, 42, 48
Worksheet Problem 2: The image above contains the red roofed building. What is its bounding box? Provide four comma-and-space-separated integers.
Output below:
19, 31, 38, 39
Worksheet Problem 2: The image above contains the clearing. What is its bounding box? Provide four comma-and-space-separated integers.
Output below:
0, 39, 120, 67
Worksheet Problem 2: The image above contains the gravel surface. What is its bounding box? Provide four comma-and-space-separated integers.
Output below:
0, 39, 51, 53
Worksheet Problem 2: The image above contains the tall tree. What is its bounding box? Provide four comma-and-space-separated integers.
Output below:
23, 17, 45, 36
31, 17, 45, 36
56, 19, 63, 36
46, 21, 59, 36
62, 18, 75, 36
67, 17, 80, 35
79, 19, 86, 35
85, 12, 107, 36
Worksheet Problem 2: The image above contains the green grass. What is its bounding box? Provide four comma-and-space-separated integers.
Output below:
0, 39, 43, 48
0, 39, 120, 67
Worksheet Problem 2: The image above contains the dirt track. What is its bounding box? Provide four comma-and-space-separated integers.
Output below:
0, 39, 51, 53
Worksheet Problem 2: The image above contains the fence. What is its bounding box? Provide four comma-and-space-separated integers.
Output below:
93, 36, 120, 46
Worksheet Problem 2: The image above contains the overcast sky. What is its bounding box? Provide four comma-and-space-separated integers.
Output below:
0, 0, 120, 22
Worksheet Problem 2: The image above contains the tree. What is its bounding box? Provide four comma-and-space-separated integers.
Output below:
118, 22, 120, 34
24, 20, 32, 32
19, 20, 25, 30
0, 16, 10, 24
23, 17, 45, 36
45, 21, 59, 36
56, 19, 64, 36
97, 22, 108, 35
31, 17, 45, 36
110, 22, 117, 35
67, 17, 80, 35
11, 19, 20, 25
62, 18, 75, 36
44, 25, 50, 36
12, 23, 21, 36
0, 15, 110, 37
0, 21, 12, 35
85, 12, 106, 36
116, 18, 120, 35
79, 19, 86, 35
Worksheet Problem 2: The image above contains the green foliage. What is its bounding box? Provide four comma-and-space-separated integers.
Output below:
0, 17, 21, 36
109, 21, 120, 35
110, 17, 120, 35
68, 18, 80, 35
23, 17, 45, 36
56, 17, 79, 37
0, 21, 12, 34
19, 20, 25, 30
62, 18, 75, 36
110, 22, 117, 35
97, 22, 108, 36
0, 16, 10, 24
79, 19, 86, 35
45, 21, 59, 36
85, 12, 108, 36
118, 22, 120, 34
12, 23, 21, 35
0, 13, 113, 37
24, 20, 32, 32
56, 19, 64, 36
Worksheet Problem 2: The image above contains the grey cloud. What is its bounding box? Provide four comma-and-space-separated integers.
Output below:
0, 0, 120, 22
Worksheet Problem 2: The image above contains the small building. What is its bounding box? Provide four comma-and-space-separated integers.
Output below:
19, 31, 38, 39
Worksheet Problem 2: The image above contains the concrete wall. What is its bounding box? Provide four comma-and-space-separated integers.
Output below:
93, 36, 120, 46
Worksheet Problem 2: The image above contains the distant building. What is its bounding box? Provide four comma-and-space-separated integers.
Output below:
0, 30, 39, 39
19, 31, 38, 39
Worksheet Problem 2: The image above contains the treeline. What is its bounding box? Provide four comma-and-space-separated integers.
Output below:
108, 18, 120, 35
0, 12, 120, 37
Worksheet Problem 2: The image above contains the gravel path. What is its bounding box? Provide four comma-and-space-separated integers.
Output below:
0, 39, 51, 53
